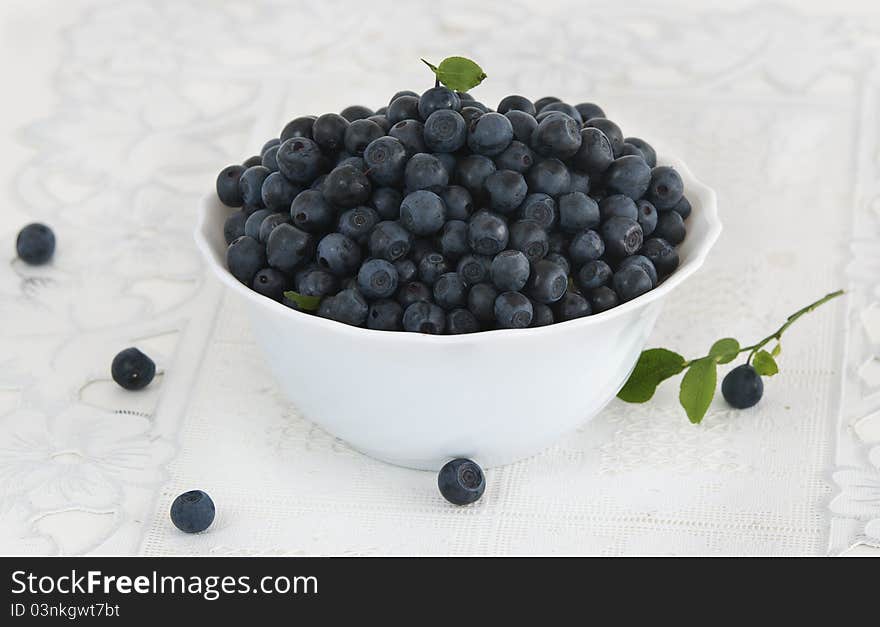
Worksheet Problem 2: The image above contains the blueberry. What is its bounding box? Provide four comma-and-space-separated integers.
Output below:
558, 192, 600, 232
252, 267, 288, 301
494, 291, 533, 328
635, 199, 658, 236
538, 102, 583, 124
371, 186, 403, 220
568, 171, 591, 195
583, 118, 624, 157
266, 224, 314, 274
495, 140, 535, 173
389, 90, 419, 104
318, 288, 369, 326
526, 259, 568, 304
531, 113, 582, 159
529, 300, 555, 326
612, 264, 653, 302
340, 105, 373, 122
647, 166, 684, 210
433, 272, 468, 309
367, 299, 403, 331
457, 254, 492, 286
619, 254, 658, 287
239, 165, 271, 208
291, 189, 335, 233
467, 282, 499, 321
604, 155, 651, 200
504, 110, 538, 144
418, 86, 460, 120
393, 259, 417, 283
368, 221, 411, 261
397, 281, 433, 308
261, 171, 300, 212
544, 252, 570, 276
338, 206, 379, 243
438, 458, 485, 505
517, 193, 557, 230
424, 109, 467, 153
484, 169, 528, 214
577, 259, 612, 291
455, 154, 496, 198
432, 152, 457, 177
508, 219, 549, 263
363, 136, 408, 186
226, 235, 266, 284
244, 208, 272, 240
439, 220, 470, 261
367, 115, 391, 133
170, 490, 215, 533
277, 137, 324, 184
15, 222, 56, 266
343, 119, 384, 156
447, 308, 480, 334
468, 211, 509, 256
223, 211, 247, 244
571, 127, 614, 177
722, 364, 764, 409
403, 301, 446, 334
599, 194, 638, 221
388, 119, 427, 157
336, 154, 364, 172
671, 195, 691, 219
459, 106, 485, 128
589, 285, 620, 313
654, 210, 686, 245
313, 113, 350, 153
357, 258, 399, 299
404, 153, 449, 193
418, 252, 450, 285
490, 250, 530, 292
534, 96, 561, 112
441, 185, 474, 221
497, 95, 536, 115
554, 292, 592, 321
602, 216, 643, 258
640, 237, 679, 278
464, 101, 490, 113
111, 347, 156, 391
316, 232, 361, 275
569, 229, 605, 266
280, 116, 316, 142
625, 137, 656, 167
574, 102, 605, 122
526, 158, 570, 197
261, 138, 281, 155
261, 144, 280, 172
242, 155, 262, 168
400, 190, 446, 236
323, 164, 371, 208
216, 165, 246, 206
467, 112, 514, 156
386, 95, 421, 125
618, 143, 644, 159
296, 267, 338, 297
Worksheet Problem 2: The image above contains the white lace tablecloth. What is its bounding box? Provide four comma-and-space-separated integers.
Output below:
2, 0, 880, 556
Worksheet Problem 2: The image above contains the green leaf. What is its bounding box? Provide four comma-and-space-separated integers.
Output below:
709, 338, 740, 364
752, 350, 779, 376
617, 348, 687, 403
422, 56, 487, 92
283, 290, 322, 312
679, 357, 717, 424
771, 343, 781, 357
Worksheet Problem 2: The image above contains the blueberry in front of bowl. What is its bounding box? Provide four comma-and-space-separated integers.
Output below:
16, 223, 56, 265
721, 364, 764, 409
170, 490, 215, 534
438, 458, 485, 506
111, 347, 156, 391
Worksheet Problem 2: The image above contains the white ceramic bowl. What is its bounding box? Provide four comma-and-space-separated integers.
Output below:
195, 156, 720, 470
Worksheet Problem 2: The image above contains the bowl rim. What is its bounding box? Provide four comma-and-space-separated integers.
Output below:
194, 155, 721, 344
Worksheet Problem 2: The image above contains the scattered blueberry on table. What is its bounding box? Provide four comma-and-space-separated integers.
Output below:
16, 223, 56, 265
111, 347, 156, 391
438, 458, 486, 505
170, 490, 216, 533
214, 56, 689, 334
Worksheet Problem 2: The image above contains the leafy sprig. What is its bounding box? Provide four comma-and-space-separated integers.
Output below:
421, 57, 486, 92
618, 290, 844, 423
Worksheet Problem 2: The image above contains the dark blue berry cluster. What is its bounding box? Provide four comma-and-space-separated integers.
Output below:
217, 91, 689, 333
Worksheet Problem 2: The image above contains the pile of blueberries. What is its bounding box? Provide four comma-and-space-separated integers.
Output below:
218, 90, 689, 334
